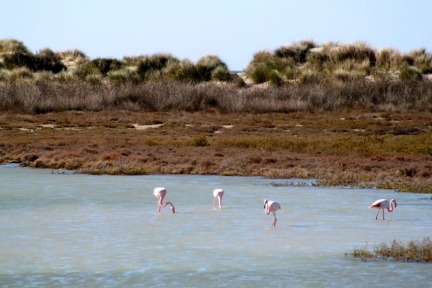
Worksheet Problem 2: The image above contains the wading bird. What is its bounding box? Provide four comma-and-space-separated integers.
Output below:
368, 198, 397, 220
212, 188, 224, 209
264, 199, 281, 226
153, 187, 175, 214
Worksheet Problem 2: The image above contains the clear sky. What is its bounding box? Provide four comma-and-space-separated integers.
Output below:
2, 0, 431, 71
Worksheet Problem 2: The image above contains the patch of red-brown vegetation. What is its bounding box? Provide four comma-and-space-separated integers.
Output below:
0, 110, 431, 192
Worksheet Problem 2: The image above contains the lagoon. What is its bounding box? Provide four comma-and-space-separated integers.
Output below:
0, 164, 431, 287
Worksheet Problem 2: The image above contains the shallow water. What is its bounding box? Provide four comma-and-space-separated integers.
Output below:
1, 164, 431, 288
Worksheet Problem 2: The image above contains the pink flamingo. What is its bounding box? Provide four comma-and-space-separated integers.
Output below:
213, 188, 224, 209
153, 187, 175, 214
264, 199, 281, 226
368, 198, 397, 220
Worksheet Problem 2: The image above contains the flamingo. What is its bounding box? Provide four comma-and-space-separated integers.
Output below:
264, 199, 281, 226
368, 198, 397, 220
212, 188, 224, 209
153, 187, 175, 214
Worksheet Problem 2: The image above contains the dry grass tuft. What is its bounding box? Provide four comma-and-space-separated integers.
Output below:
352, 238, 432, 262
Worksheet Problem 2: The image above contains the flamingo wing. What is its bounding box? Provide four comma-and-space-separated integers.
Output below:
153, 187, 166, 197
213, 188, 224, 197
368, 199, 387, 208
268, 201, 281, 212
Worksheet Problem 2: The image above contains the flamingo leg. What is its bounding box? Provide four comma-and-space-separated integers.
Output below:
157, 194, 166, 213
218, 196, 222, 209
375, 209, 380, 220
272, 212, 277, 226
382, 209, 385, 220
157, 199, 162, 213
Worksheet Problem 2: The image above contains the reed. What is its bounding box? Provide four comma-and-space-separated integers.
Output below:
1, 79, 431, 113
352, 238, 432, 262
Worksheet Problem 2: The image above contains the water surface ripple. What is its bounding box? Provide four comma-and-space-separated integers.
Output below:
1, 165, 431, 287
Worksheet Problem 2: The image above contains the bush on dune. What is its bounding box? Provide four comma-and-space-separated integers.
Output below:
1, 38, 432, 113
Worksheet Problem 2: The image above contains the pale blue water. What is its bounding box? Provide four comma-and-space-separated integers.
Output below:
0, 164, 431, 287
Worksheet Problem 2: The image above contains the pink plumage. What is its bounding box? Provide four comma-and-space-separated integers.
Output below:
212, 188, 224, 209
153, 187, 175, 214
264, 199, 281, 226
368, 198, 397, 220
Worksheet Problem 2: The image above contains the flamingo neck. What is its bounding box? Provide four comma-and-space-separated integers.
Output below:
162, 201, 175, 213
163, 201, 174, 208
387, 200, 395, 212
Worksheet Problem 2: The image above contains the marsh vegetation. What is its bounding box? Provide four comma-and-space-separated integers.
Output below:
352, 238, 432, 262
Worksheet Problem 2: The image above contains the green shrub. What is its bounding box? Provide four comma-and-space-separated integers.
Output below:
0, 39, 29, 53
35, 48, 67, 73
74, 58, 123, 79
73, 62, 100, 80
244, 51, 295, 84
244, 52, 271, 83
274, 40, 316, 64
3, 52, 33, 70
211, 65, 231, 81
108, 68, 141, 85
267, 70, 283, 86
306, 48, 331, 68
375, 48, 404, 70
163, 59, 198, 82
408, 48, 432, 74
331, 42, 376, 65
195, 55, 229, 82
3, 48, 66, 73
399, 63, 422, 81
137, 54, 179, 80
91, 58, 123, 75
282, 65, 299, 80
